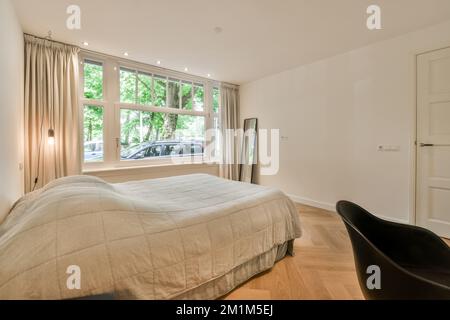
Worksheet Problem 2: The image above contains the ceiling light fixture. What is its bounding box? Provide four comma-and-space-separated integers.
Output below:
157, 60, 161, 65
184, 67, 189, 72
124, 52, 129, 57
207, 74, 211, 78
82, 41, 89, 46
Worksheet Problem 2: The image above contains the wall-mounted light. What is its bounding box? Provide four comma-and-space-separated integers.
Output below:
48, 129, 55, 145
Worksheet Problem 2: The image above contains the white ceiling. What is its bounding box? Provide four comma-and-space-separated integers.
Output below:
12, 0, 450, 84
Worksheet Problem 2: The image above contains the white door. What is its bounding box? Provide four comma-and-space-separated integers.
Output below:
417, 47, 450, 239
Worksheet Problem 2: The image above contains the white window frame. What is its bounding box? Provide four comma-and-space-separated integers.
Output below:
79, 51, 221, 171
210, 86, 222, 162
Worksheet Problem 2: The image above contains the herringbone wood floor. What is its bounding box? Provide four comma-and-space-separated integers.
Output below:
224, 203, 450, 300
224, 204, 364, 300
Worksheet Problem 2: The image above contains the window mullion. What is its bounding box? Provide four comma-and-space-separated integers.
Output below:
152, 75, 155, 107
191, 82, 194, 111
135, 70, 139, 105
178, 80, 182, 109
165, 77, 169, 108
118, 104, 207, 117
140, 111, 143, 144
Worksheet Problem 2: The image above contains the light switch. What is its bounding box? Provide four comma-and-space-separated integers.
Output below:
377, 145, 400, 152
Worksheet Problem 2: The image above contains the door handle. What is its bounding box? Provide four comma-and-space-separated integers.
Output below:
419, 143, 450, 147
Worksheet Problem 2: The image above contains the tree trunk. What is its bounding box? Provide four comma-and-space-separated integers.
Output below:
164, 82, 179, 139
163, 114, 178, 140
88, 120, 93, 141
144, 113, 155, 141
123, 112, 131, 146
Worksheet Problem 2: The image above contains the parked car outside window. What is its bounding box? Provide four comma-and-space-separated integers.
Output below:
121, 141, 204, 160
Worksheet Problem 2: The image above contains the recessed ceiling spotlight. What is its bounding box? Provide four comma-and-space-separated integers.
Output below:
156, 60, 161, 65
124, 52, 129, 57
82, 41, 89, 46
207, 74, 211, 78
184, 67, 189, 72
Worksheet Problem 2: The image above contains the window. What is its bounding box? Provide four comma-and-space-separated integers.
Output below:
154, 75, 167, 107
83, 60, 103, 100
120, 109, 205, 161
213, 87, 220, 113
81, 53, 220, 168
120, 68, 136, 103
212, 87, 221, 131
210, 87, 221, 160
167, 78, 180, 109
194, 84, 204, 111
181, 81, 193, 110
138, 72, 153, 105
82, 58, 105, 164
180, 82, 204, 111
83, 105, 104, 162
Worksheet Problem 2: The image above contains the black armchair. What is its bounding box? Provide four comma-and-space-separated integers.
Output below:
336, 201, 450, 300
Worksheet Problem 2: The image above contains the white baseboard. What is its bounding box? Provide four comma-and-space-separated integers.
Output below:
288, 194, 411, 225
288, 194, 336, 212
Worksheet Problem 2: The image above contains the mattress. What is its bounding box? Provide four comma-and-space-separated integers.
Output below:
0, 174, 302, 299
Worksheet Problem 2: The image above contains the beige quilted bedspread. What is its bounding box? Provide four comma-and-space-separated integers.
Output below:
0, 174, 301, 300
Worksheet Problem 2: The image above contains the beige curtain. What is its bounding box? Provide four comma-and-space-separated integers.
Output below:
220, 84, 241, 180
24, 34, 81, 193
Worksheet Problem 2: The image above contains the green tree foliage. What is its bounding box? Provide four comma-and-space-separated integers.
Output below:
84, 105, 103, 142
182, 83, 193, 110
154, 77, 167, 107
120, 110, 203, 148
138, 73, 152, 105
83, 62, 104, 146
194, 85, 205, 111
212, 87, 220, 113
84, 62, 103, 100
120, 69, 136, 103
84, 64, 205, 152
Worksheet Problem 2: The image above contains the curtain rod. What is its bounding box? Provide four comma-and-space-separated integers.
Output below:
23, 33, 81, 48
24, 33, 239, 88
221, 82, 240, 89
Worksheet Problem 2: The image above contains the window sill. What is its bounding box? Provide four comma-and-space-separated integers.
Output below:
82, 161, 219, 175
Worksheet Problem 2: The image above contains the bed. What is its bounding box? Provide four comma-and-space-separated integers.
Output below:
0, 174, 302, 300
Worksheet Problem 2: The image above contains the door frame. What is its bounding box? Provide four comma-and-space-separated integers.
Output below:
412, 44, 450, 227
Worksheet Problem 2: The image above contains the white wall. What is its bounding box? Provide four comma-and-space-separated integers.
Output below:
0, 0, 24, 222
241, 20, 450, 223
